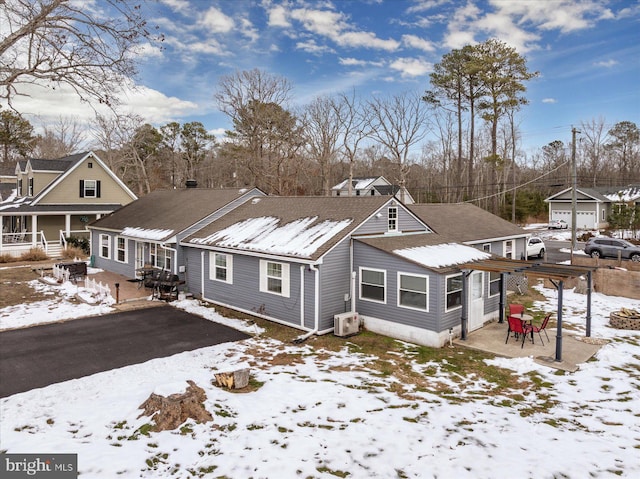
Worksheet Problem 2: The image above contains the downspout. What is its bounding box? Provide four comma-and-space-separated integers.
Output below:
200, 251, 205, 299
292, 263, 319, 344
300, 265, 305, 327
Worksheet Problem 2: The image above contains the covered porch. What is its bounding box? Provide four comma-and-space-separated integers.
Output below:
459, 258, 599, 369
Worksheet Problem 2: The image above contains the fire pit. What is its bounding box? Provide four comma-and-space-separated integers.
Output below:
609, 308, 640, 330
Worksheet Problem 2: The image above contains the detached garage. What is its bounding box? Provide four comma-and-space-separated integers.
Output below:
545, 187, 608, 230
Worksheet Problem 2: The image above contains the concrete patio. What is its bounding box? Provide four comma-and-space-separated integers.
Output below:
454, 320, 608, 372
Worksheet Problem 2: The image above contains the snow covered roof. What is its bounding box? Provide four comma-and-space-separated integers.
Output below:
184, 196, 392, 260
393, 243, 491, 269
189, 216, 352, 258
602, 185, 640, 202
90, 188, 263, 241
121, 227, 175, 241
356, 233, 490, 272
331, 177, 380, 191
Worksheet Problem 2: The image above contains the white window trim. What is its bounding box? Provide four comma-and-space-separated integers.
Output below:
445, 273, 463, 312
210, 252, 233, 284
359, 266, 386, 304
503, 240, 514, 259
115, 236, 128, 263
388, 206, 398, 232
488, 271, 500, 298
259, 260, 290, 297
84, 179, 97, 198
99, 234, 111, 259
483, 243, 491, 253
397, 272, 429, 312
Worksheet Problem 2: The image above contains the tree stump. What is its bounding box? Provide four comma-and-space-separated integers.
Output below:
138, 380, 212, 432
213, 363, 250, 390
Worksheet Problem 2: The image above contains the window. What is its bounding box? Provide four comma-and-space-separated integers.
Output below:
115, 237, 127, 263
601, 208, 606, 221
388, 206, 398, 232
149, 244, 171, 270
17, 178, 22, 196
504, 240, 513, 259
88, 162, 93, 168
260, 260, 290, 297
398, 273, 428, 311
483, 244, 491, 253
150, 243, 157, 267
360, 267, 386, 303
210, 252, 233, 283
445, 274, 463, 311
99, 234, 111, 259
489, 272, 500, 297
80, 179, 101, 198
28, 178, 34, 196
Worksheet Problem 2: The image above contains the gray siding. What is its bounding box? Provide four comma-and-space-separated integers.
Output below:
354, 242, 446, 333
318, 238, 353, 331
90, 231, 136, 278
188, 248, 316, 330
353, 204, 428, 236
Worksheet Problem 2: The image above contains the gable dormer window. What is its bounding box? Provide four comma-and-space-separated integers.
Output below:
88, 162, 93, 168
28, 178, 34, 196
388, 206, 398, 232
80, 179, 100, 198
17, 178, 22, 196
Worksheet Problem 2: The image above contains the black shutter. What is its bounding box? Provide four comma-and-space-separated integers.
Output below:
96, 180, 101, 198
79, 180, 84, 198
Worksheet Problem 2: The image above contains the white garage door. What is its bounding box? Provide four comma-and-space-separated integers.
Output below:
551, 210, 596, 229
576, 211, 596, 229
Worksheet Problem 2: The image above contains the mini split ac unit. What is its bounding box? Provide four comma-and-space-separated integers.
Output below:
334, 312, 359, 337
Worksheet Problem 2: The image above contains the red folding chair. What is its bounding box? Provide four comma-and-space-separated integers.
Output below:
505, 316, 533, 348
531, 313, 552, 345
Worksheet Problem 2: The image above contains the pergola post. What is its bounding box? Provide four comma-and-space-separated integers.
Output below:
555, 280, 564, 362
498, 273, 506, 323
460, 271, 469, 340
586, 271, 592, 337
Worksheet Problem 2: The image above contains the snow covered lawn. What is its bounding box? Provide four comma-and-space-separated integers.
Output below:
1, 278, 639, 478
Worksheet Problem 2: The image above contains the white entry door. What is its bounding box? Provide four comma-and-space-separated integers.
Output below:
468, 271, 485, 332
135, 241, 145, 276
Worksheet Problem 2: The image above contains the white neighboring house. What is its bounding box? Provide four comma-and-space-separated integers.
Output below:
331, 176, 415, 204
545, 185, 640, 230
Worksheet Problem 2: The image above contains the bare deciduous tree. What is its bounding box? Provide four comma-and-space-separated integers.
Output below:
33, 116, 85, 158
366, 91, 429, 203
302, 95, 342, 195
335, 90, 370, 196
0, 0, 161, 107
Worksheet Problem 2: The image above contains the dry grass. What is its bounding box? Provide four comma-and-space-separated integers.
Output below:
0, 262, 53, 308
60, 246, 88, 260
0, 248, 50, 263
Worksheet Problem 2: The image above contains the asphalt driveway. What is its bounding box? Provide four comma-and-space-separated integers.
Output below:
0, 305, 250, 397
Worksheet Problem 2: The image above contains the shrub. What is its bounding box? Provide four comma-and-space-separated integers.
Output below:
61, 246, 87, 260
0, 253, 15, 263
66, 236, 90, 255
20, 248, 49, 261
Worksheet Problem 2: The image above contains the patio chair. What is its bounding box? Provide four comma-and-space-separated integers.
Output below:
505, 315, 533, 348
531, 313, 552, 345
508, 303, 525, 320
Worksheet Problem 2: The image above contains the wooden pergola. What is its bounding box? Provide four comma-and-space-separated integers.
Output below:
459, 258, 598, 362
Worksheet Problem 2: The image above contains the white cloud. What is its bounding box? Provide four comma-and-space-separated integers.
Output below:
296, 40, 335, 55
4, 81, 199, 129
198, 6, 235, 33
593, 59, 618, 68
288, 7, 400, 51
266, 4, 291, 27
402, 34, 436, 52
542, 98, 557, 104
339, 57, 369, 67
389, 57, 433, 78
160, 0, 190, 14
240, 18, 259, 42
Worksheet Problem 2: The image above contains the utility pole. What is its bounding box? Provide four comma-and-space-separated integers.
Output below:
570, 127, 580, 264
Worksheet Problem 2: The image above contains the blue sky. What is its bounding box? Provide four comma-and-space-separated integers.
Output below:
13, 0, 640, 154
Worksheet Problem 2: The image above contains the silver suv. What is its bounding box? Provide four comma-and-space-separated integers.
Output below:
584, 237, 640, 262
